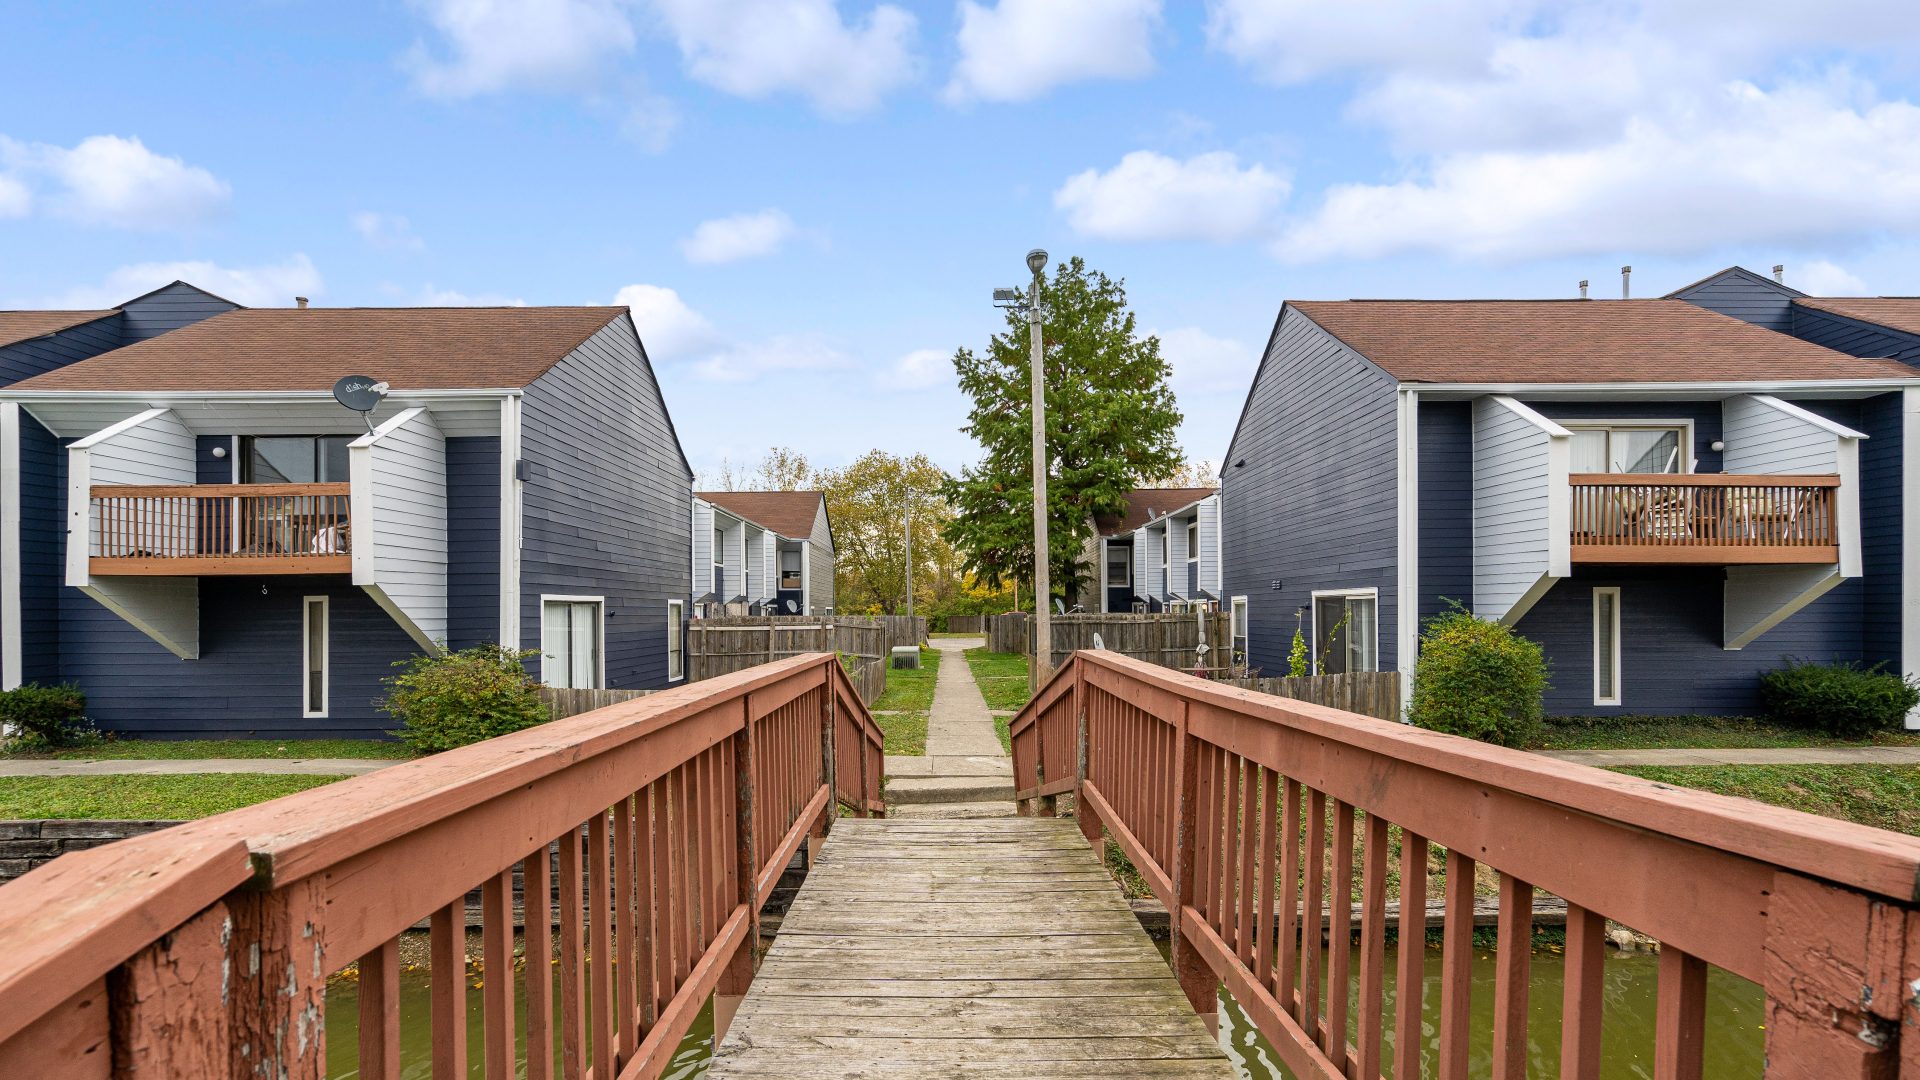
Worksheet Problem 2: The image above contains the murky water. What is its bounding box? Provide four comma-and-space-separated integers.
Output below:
324, 939, 1764, 1079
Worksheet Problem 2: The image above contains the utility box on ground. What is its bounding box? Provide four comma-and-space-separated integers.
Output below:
890, 645, 921, 670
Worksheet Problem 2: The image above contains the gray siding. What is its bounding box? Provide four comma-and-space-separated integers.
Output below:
1471, 397, 1557, 622
808, 501, 834, 614
1195, 495, 1221, 596
356, 409, 448, 644
118, 281, 239, 343
1416, 401, 1473, 621
445, 437, 501, 650
519, 316, 693, 689
1221, 307, 1399, 676
1668, 268, 1799, 332
1722, 396, 1842, 474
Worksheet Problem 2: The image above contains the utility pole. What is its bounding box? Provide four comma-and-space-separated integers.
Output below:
903, 482, 913, 619
1026, 249, 1052, 686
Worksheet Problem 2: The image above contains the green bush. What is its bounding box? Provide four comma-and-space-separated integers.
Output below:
382, 644, 550, 754
1759, 659, 1920, 739
1408, 608, 1548, 747
0, 683, 94, 751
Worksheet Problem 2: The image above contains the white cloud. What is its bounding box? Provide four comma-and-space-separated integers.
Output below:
647, 0, 919, 115
0, 134, 229, 229
945, 0, 1159, 104
1795, 260, 1870, 296
1153, 326, 1257, 397
1278, 78, 1920, 262
614, 283, 723, 360
352, 211, 425, 252
405, 0, 635, 97
622, 94, 681, 153
1055, 151, 1287, 243
1204, 0, 1527, 85
693, 333, 854, 382
680, 209, 798, 264
879, 347, 951, 390
611, 282, 857, 383
413, 284, 526, 305
41, 255, 322, 309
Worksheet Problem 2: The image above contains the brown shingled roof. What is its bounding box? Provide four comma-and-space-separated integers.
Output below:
1099, 488, 1216, 536
697, 490, 826, 540
1289, 299, 1915, 384
1794, 297, 1920, 338
9, 306, 625, 392
0, 310, 117, 349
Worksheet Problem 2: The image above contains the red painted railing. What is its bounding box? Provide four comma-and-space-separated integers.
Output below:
1012, 651, 1920, 1079
0, 652, 884, 1079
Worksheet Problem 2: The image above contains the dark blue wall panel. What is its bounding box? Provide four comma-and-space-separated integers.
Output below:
1417, 401, 1472, 622
1791, 305, 1920, 366
1222, 307, 1399, 677
16, 416, 65, 684
0, 313, 123, 385
1669, 269, 1799, 331
446, 436, 501, 650
519, 317, 692, 689
118, 282, 239, 343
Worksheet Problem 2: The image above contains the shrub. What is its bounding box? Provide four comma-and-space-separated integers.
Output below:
1759, 659, 1920, 739
1287, 627, 1309, 678
382, 644, 549, 754
1408, 608, 1548, 747
0, 683, 94, 751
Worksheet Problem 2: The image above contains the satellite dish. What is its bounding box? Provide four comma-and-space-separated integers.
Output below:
333, 375, 389, 432
783, 599, 798, 614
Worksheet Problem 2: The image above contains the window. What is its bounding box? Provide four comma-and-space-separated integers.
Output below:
1105, 544, 1131, 588
1593, 587, 1622, 706
779, 549, 803, 590
712, 526, 726, 593
1159, 532, 1169, 584
243, 436, 354, 483
542, 597, 604, 689
1230, 596, 1249, 664
1566, 424, 1689, 474
1312, 590, 1378, 675
667, 599, 685, 682
1186, 521, 1199, 563
302, 596, 329, 717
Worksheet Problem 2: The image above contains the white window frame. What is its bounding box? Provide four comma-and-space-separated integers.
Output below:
302, 595, 329, 718
1593, 586, 1622, 706
1186, 521, 1200, 565
666, 599, 685, 683
1310, 588, 1380, 676
1230, 595, 1249, 661
541, 594, 607, 689
1561, 419, 1696, 474
1104, 542, 1132, 589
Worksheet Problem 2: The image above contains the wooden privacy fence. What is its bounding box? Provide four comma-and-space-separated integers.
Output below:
1012, 650, 1920, 1079
944, 614, 985, 634
1220, 671, 1401, 723
539, 685, 653, 719
985, 611, 1028, 653
0, 652, 885, 1080
988, 612, 1234, 677
688, 616, 898, 704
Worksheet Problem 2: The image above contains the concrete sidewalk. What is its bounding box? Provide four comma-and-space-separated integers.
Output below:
0, 758, 394, 777
885, 636, 1016, 817
1541, 746, 1920, 767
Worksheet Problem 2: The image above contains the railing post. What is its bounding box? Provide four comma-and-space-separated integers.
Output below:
1166, 699, 1215, 1030
226, 878, 330, 1080
1762, 872, 1900, 1077
716, 699, 760, 1042
1075, 660, 1100, 848
108, 900, 233, 1076
816, 662, 835, 849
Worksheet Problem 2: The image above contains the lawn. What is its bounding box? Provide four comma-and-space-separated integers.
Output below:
871, 647, 940, 713
994, 716, 1011, 754
964, 648, 1032, 712
1611, 764, 1920, 836
1536, 715, 1920, 751
875, 713, 929, 756
0, 774, 347, 819
20, 738, 412, 761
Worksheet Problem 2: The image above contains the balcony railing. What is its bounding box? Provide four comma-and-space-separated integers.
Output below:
1569, 473, 1839, 564
90, 482, 352, 575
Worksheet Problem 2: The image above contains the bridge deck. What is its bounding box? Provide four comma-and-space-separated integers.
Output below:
710, 816, 1234, 1079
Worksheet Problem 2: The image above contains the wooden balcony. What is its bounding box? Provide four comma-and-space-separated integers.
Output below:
1569, 473, 1839, 565
89, 483, 352, 576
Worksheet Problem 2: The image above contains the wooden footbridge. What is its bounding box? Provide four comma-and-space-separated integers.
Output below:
5, 650, 1920, 1079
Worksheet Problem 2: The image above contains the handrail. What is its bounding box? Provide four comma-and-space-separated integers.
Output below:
1568, 472, 1840, 554
90, 482, 355, 563
1025, 650, 1920, 1077
0, 651, 884, 1079
1568, 472, 1841, 487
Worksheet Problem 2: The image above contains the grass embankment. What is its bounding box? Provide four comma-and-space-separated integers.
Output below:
1535, 715, 1920, 751
964, 648, 1031, 712
1611, 764, 1920, 836
870, 647, 939, 756
27, 738, 411, 760
0, 774, 347, 819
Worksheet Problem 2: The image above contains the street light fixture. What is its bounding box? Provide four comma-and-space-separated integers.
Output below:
996, 248, 1052, 688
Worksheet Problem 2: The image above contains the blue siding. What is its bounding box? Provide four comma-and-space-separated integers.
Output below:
17, 416, 64, 684
446, 436, 501, 650
0, 313, 123, 385
1791, 305, 1920, 366
118, 282, 239, 343
1529, 400, 1724, 473
1516, 568, 1863, 716
1416, 401, 1472, 621
1855, 393, 1904, 669
1668, 268, 1800, 331
519, 316, 693, 689
62, 577, 423, 739
1222, 307, 1399, 677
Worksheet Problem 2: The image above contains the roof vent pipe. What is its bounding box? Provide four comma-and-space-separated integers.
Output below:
1773, 264, 1785, 284
1621, 265, 1632, 299
1579, 279, 1589, 299
295, 296, 309, 309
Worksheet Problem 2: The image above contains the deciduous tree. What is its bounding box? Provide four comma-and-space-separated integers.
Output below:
818, 450, 955, 615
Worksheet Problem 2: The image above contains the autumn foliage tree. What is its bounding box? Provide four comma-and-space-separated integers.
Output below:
941, 256, 1183, 605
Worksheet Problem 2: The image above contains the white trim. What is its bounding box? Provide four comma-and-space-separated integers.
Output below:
800, 540, 812, 615
1905, 388, 1920, 728
666, 598, 685, 682
1747, 394, 1870, 440
1310, 587, 1381, 676
0, 403, 19, 689
302, 594, 330, 718
1592, 587, 1621, 707
1837, 435, 1863, 578
499, 395, 523, 649
1545, 427, 1571, 580
0, 389, 527, 404
1229, 595, 1249, 658
1395, 389, 1419, 717
1486, 395, 1573, 438
1558, 418, 1698, 473
539, 594, 606, 689
1400, 379, 1920, 396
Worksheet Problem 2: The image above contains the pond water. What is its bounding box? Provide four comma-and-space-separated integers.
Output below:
322, 940, 1764, 1079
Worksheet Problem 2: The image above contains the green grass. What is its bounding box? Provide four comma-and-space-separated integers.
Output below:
994, 716, 1011, 754
871, 647, 940, 713
929, 632, 984, 639
0, 774, 348, 819
1611, 764, 1920, 836
964, 648, 1032, 712
874, 712, 929, 756
1534, 715, 1920, 751
25, 738, 412, 761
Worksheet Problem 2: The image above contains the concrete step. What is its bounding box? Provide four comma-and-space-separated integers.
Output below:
885, 754, 1012, 778
887, 801, 1018, 819
885, 775, 1017, 804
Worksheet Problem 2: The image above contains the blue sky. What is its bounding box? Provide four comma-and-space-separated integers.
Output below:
6, 1, 1920, 480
